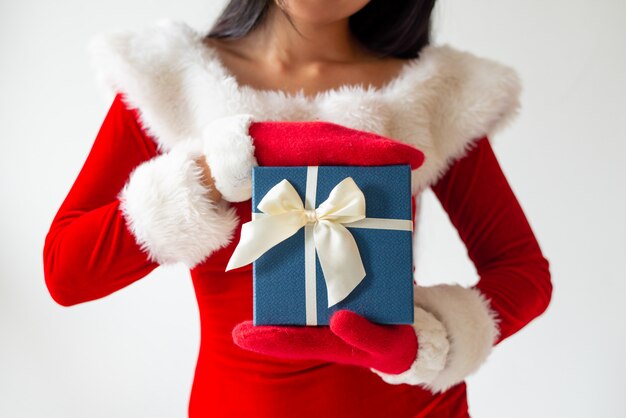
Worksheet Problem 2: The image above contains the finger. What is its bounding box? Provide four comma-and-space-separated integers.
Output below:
232, 321, 358, 360
330, 310, 416, 355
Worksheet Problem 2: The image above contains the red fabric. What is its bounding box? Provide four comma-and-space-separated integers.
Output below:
43, 95, 159, 306
43, 93, 552, 417
232, 309, 419, 374
249, 120, 425, 169
430, 139, 553, 345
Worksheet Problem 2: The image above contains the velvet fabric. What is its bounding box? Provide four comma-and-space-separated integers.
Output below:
43, 93, 551, 417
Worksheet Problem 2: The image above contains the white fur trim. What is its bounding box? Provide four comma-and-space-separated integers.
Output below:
370, 305, 449, 386
88, 19, 521, 192
202, 114, 257, 202
371, 284, 501, 393
395, 47, 522, 195
118, 138, 240, 268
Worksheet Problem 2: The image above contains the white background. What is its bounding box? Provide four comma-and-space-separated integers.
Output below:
1, 0, 625, 417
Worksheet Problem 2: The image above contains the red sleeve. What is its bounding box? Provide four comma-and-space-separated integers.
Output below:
430, 136, 552, 345
43, 94, 160, 306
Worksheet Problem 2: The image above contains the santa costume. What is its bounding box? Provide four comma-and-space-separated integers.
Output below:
43, 20, 552, 418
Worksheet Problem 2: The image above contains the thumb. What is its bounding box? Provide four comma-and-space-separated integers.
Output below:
330, 310, 417, 354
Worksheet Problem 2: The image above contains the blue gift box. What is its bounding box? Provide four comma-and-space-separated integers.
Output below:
247, 165, 414, 326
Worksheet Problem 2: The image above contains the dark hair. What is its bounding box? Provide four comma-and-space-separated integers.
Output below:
206, 0, 437, 59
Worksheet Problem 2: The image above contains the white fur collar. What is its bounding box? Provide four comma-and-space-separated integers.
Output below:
88, 19, 521, 193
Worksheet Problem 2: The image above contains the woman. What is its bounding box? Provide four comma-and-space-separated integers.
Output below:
43, 0, 552, 416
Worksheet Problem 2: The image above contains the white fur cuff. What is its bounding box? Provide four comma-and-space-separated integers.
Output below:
118, 139, 240, 268
370, 305, 449, 387
202, 114, 257, 203
371, 284, 501, 393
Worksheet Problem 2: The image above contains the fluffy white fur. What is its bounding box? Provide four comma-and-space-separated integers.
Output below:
202, 113, 258, 203
370, 305, 449, 387
87, 19, 521, 193
372, 284, 501, 393
90, 20, 512, 385
118, 138, 240, 268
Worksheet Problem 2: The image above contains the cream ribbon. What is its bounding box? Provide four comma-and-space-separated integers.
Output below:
226, 173, 368, 308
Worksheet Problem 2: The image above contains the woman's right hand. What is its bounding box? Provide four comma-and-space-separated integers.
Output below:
200, 113, 257, 203
195, 155, 223, 203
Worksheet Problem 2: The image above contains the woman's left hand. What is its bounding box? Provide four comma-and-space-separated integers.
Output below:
232, 309, 418, 374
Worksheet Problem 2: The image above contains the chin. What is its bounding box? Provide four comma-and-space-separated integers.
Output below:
278, 0, 371, 24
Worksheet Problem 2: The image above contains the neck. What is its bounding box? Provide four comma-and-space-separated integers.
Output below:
243, 3, 374, 70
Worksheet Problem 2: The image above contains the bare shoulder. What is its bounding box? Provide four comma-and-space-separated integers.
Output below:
203, 36, 251, 61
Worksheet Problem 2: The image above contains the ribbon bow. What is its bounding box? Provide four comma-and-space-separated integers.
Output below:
226, 177, 367, 307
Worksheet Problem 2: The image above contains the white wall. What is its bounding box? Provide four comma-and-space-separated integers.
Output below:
1, 0, 624, 417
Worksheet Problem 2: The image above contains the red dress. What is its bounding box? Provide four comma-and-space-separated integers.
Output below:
43, 94, 551, 417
